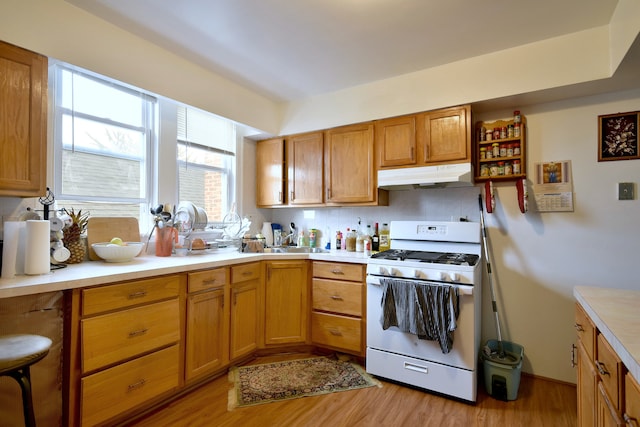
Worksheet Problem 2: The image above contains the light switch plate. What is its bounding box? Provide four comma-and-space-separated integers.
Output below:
618, 182, 634, 200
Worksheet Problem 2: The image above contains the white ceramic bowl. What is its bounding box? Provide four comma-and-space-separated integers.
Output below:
92, 242, 144, 262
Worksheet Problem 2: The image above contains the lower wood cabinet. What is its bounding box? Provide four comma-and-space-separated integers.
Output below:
311, 261, 365, 356
185, 268, 229, 381
263, 260, 309, 346
230, 262, 261, 360
576, 302, 639, 427
65, 274, 185, 427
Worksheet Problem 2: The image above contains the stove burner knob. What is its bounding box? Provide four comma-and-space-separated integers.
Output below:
377, 267, 389, 276
413, 270, 422, 279
439, 272, 449, 282
390, 268, 400, 277
449, 272, 459, 282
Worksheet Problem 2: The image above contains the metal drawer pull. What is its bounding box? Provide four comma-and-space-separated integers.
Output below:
570, 344, 577, 368
128, 290, 147, 299
624, 413, 638, 427
242, 271, 253, 276
329, 329, 342, 336
128, 328, 148, 338
595, 361, 610, 376
574, 323, 584, 332
404, 362, 428, 374
127, 379, 146, 392
330, 295, 343, 301
331, 269, 344, 275
202, 279, 217, 286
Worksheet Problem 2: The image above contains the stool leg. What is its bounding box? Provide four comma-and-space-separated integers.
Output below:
8, 367, 37, 427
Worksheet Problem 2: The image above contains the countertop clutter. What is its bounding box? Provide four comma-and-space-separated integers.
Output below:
574, 286, 640, 384
0, 250, 369, 299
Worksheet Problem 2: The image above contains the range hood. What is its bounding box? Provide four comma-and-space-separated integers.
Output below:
378, 163, 473, 190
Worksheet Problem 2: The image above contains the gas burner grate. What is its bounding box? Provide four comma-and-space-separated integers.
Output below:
371, 249, 479, 266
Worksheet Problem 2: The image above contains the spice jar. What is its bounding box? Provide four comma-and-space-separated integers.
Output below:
493, 128, 500, 140
513, 159, 521, 174
489, 163, 499, 177
514, 123, 521, 138
507, 144, 514, 157
486, 130, 493, 141
513, 142, 521, 155
514, 110, 521, 124
497, 161, 505, 175
492, 143, 500, 158
504, 162, 513, 175
500, 127, 507, 139
507, 124, 514, 138
480, 147, 487, 159
500, 144, 507, 157
480, 164, 489, 177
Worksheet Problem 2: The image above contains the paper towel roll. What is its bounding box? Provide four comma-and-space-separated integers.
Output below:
1, 221, 25, 279
24, 220, 50, 275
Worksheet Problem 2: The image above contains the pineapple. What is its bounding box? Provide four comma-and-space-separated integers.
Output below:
62, 208, 89, 264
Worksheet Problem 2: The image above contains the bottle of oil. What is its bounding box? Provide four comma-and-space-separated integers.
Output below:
372, 223, 379, 252
378, 223, 390, 252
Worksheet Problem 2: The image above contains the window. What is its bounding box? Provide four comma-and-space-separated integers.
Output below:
177, 106, 236, 223
52, 64, 155, 220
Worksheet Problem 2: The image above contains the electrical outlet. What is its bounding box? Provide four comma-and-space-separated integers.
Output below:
618, 182, 634, 200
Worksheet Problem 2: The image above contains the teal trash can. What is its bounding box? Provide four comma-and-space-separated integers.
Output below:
482, 340, 524, 401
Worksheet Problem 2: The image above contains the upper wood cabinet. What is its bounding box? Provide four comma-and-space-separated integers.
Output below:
325, 123, 387, 205
256, 138, 285, 207
417, 104, 471, 164
0, 40, 47, 197
376, 105, 471, 170
286, 131, 324, 205
375, 115, 417, 168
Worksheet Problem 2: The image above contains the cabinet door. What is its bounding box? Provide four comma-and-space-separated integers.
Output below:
230, 280, 259, 360
256, 138, 285, 206
0, 41, 47, 197
324, 123, 375, 203
287, 132, 324, 205
577, 341, 597, 427
185, 287, 229, 381
375, 115, 417, 167
264, 261, 308, 345
625, 373, 640, 427
417, 105, 470, 164
597, 382, 624, 427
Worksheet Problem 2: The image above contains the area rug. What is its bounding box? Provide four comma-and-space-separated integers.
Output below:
228, 356, 381, 410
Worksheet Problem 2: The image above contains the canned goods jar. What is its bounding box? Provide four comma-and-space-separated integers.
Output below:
489, 163, 499, 177
513, 160, 521, 174
492, 143, 500, 158
480, 164, 489, 177
504, 162, 513, 175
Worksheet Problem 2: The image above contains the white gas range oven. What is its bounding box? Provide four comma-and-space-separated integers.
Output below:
365, 220, 482, 402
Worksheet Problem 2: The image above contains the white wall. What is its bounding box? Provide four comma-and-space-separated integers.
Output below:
266, 88, 640, 383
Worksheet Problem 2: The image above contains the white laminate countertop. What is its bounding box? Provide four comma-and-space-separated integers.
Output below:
574, 286, 640, 385
0, 250, 370, 299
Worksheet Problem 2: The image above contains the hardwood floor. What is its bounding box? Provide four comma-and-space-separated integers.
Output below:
127, 353, 577, 427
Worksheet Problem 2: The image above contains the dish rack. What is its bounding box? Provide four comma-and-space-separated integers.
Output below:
242, 237, 266, 253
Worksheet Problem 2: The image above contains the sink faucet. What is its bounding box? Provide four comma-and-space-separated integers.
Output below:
280, 231, 296, 246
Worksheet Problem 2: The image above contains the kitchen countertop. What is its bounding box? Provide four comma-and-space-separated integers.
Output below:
574, 286, 640, 384
0, 250, 370, 299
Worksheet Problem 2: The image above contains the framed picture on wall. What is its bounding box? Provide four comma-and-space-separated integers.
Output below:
598, 111, 639, 161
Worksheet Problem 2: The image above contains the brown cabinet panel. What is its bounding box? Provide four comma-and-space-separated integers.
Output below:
264, 261, 308, 345
417, 105, 470, 164
287, 132, 324, 205
256, 138, 285, 206
230, 279, 259, 359
312, 261, 364, 282
312, 278, 362, 317
0, 41, 47, 197
311, 312, 361, 353
375, 115, 417, 167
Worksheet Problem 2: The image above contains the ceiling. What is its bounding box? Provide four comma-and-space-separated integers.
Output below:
68, 0, 627, 104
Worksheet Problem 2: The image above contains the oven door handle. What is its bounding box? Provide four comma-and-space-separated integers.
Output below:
366, 275, 474, 296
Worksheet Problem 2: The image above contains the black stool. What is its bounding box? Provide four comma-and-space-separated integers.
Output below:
0, 334, 52, 427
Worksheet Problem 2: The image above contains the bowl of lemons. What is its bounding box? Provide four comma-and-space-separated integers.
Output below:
92, 238, 144, 262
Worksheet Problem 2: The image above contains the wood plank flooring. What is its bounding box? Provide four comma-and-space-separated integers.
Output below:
127, 353, 577, 427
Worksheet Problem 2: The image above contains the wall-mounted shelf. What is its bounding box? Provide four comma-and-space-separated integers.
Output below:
474, 115, 526, 182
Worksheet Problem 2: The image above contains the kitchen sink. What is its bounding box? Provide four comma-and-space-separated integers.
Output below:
269, 247, 329, 254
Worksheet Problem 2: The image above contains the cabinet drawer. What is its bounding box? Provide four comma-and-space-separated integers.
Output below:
231, 262, 261, 284
188, 268, 228, 293
575, 303, 596, 361
312, 278, 362, 317
82, 275, 181, 315
625, 373, 640, 425
81, 345, 179, 427
311, 312, 361, 353
313, 261, 364, 282
596, 333, 624, 411
82, 299, 180, 373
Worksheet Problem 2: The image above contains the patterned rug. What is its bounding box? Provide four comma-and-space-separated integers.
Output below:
228, 356, 381, 409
